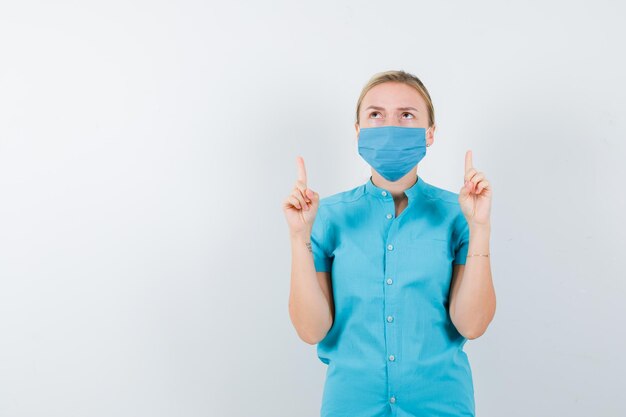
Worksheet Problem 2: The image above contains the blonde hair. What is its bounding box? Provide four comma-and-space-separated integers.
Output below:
355, 70, 435, 128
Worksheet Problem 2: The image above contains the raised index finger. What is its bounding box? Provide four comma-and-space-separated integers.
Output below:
464, 150, 473, 173
296, 155, 307, 186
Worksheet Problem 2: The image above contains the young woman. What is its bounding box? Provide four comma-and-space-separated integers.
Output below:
284, 70, 495, 417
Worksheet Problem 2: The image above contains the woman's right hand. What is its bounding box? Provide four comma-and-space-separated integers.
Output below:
282, 156, 320, 237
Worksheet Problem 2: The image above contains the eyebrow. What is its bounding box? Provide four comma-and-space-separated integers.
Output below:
364, 105, 419, 112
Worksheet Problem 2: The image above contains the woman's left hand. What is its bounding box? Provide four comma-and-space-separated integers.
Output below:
459, 150, 492, 227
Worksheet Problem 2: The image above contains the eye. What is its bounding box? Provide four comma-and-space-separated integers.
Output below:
369, 111, 382, 118
402, 112, 415, 119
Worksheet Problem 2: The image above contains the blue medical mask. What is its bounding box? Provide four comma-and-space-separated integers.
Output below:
357, 125, 428, 182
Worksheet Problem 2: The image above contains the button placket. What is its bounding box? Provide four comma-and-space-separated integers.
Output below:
382, 196, 399, 407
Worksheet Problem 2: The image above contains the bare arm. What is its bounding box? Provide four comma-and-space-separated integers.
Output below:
283, 156, 334, 345
449, 225, 496, 340
288, 232, 334, 345
449, 150, 496, 339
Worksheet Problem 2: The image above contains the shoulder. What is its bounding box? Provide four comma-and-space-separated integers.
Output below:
315, 183, 367, 227
422, 181, 469, 241
318, 183, 366, 209
420, 180, 468, 234
421, 181, 463, 215
422, 181, 460, 204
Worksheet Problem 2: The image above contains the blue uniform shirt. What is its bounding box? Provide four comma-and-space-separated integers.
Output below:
310, 175, 474, 417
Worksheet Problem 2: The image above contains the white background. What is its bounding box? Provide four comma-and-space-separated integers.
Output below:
1, 1, 624, 416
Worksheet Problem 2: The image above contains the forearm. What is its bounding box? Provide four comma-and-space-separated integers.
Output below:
288, 233, 333, 345
452, 223, 496, 339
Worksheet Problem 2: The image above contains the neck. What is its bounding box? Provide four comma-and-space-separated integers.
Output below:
371, 171, 418, 200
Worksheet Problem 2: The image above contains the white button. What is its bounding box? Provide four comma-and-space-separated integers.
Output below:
386, 278, 393, 285
387, 244, 393, 250
386, 213, 392, 219
390, 396, 396, 404
381, 191, 387, 196
389, 355, 395, 361
387, 315, 394, 323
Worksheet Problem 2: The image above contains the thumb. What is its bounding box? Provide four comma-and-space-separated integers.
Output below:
306, 188, 319, 206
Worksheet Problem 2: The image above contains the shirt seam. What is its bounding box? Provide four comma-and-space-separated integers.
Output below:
320, 186, 369, 207
317, 204, 332, 259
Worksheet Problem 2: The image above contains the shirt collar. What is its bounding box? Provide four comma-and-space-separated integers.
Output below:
364, 174, 427, 202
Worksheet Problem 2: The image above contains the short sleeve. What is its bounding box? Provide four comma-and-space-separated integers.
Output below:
310, 206, 333, 272
453, 214, 470, 265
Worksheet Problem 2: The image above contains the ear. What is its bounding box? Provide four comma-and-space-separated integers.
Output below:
427, 124, 436, 146
354, 122, 360, 141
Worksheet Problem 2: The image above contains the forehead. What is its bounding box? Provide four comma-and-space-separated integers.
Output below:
361, 82, 426, 111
